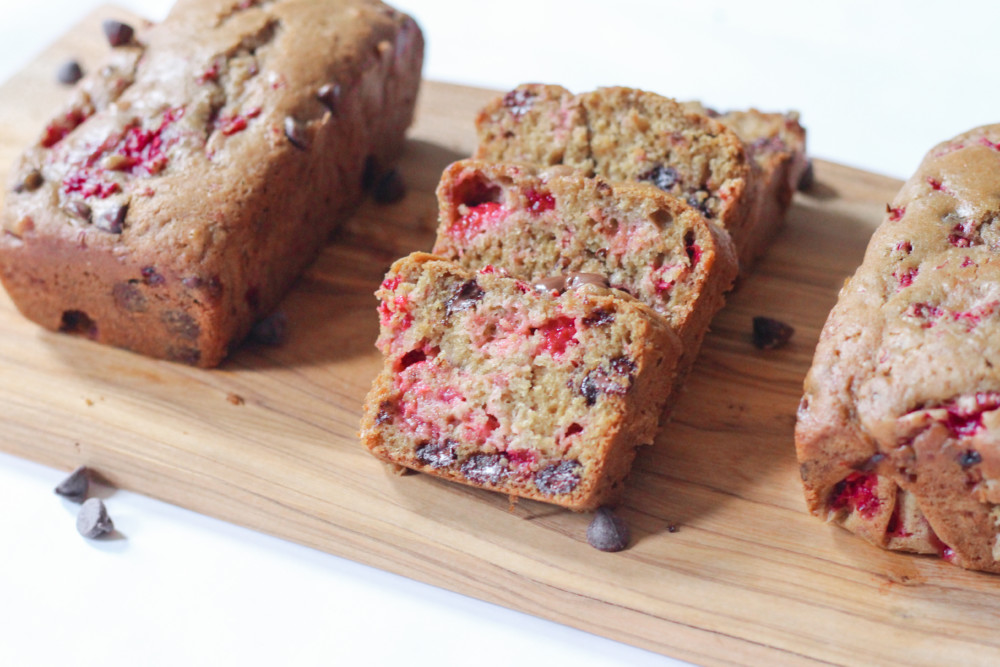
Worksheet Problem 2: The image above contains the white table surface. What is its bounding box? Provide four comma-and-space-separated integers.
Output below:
1, 1, 999, 665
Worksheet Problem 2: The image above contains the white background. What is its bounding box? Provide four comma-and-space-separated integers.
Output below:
1, 1, 998, 665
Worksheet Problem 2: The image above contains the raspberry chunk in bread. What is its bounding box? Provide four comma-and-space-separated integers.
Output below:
359, 252, 682, 511
431, 159, 737, 381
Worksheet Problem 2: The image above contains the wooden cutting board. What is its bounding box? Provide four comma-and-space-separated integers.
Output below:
3, 7, 999, 665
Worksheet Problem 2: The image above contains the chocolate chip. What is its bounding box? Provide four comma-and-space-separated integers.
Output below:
461, 454, 508, 485
57, 60, 84, 85
317, 82, 341, 114
14, 169, 43, 193
141, 266, 165, 286
587, 507, 630, 552
284, 116, 307, 150
445, 280, 484, 317
797, 160, 815, 191
534, 460, 581, 495
247, 311, 287, 346
113, 282, 147, 312
582, 309, 614, 327
102, 19, 134, 48
161, 310, 200, 340
76, 498, 114, 538
752, 316, 795, 350
533, 276, 567, 293
639, 164, 680, 191
95, 203, 127, 234
579, 357, 634, 406
668, 524, 679, 533
54, 466, 89, 503
375, 400, 395, 425
372, 169, 406, 204
534, 272, 609, 294
415, 440, 457, 468
63, 200, 92, 222
959, 449, 983, 468
362, 155, 379, 190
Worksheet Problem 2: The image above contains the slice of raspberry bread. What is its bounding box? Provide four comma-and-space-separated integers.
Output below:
431, 159, 737, 382
684, 102, 810, 263
359, 252, 682, 511
476, 84, 809, 270
796, 124, 1000, 573
474, 85, 759, 262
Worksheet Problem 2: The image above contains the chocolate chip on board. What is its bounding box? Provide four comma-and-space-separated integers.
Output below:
76, 498, 114, 539
372, 169, 406, 204
102, 19, 134, 47
54, 466, 89, 503
752, 316, 795, 350
56, 60, 84, 85
587, 507, 630, 552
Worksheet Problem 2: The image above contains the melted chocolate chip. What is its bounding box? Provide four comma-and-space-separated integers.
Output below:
76, 498, 114, 538
579, 357, 635, 405
415, 440, 457, 468
587, 507, 630, 552
375, 400, 394, 425
317, 82, 341, 114
112, 282, 147, 312
57, 60, 83, 85
582, 309, 614, 327
752, 316, 795, 350
533, 272, 610, 294
959, 449, 983, 468
639, 164, 680, 191
54, 466, 89, 503
461, 454, 508, 485
14, 169, 43, 193
372, 169, 406, 204
284, 116, 307, 150
95, 203, 127, 234
535, 460, 581, 495
161, 310, 200, 340
445, 280, 484, 317
102, 19, 134, 48
63, 200, 92, 222
141, 266, 165, 286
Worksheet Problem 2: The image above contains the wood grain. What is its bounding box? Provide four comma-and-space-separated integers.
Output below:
2, 6, 999, 665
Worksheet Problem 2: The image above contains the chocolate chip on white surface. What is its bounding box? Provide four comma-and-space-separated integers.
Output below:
587, 507, 630, 552
54, 466, 89, 503
76, 498, 114, 538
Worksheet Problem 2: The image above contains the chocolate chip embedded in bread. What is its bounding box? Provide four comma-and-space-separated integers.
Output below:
317, 82, 341, 115
534, 272, 610, 294
102, 19, 135, 48
283, 116, 307, 150
587, 507, 630, 552
76, 498, 114, 538
95, 203, 127, 234
63, 200, 92, 223
56, 60, 84, 85
13, 169, 43, 193
444, 280, 484, 317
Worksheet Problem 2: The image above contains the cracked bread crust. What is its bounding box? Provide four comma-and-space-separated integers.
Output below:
796, 123, 1000, 573
431, 159, 737, 385
0, 0, 423, 366
359, 252, 681, 511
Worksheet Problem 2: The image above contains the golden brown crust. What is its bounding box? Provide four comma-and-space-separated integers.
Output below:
0, 0, 423, 366
796, 123, 1000, 573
